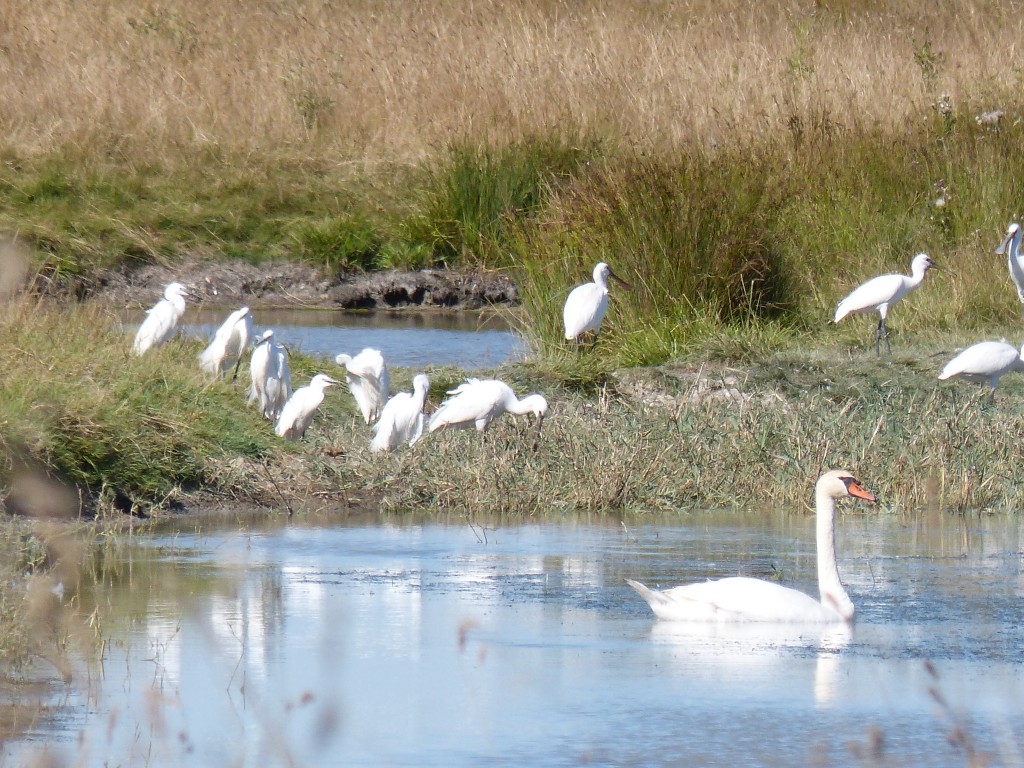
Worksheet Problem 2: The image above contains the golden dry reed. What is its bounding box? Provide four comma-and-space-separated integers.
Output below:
0, 0, 1019, 163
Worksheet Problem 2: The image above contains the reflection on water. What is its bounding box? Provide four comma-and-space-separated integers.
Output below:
125, 307, 527, 369
7, 512, 1024, 767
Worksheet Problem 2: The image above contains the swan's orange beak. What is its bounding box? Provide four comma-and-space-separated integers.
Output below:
847, 481, 877, 503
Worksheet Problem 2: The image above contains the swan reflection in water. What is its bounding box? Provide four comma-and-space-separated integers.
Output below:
644, 619, 853, 708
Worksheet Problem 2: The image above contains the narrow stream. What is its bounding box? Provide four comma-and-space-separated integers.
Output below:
127, 307, 527, 369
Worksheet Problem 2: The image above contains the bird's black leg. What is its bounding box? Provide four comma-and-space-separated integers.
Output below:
875, 317, 891, 356
232, 357, 243, 381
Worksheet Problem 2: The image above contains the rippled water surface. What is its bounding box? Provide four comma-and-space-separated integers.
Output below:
8, 510, 1024, 767
128, 307, 526, 369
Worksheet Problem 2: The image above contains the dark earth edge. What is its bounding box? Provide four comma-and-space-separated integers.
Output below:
70, 259, 521, 311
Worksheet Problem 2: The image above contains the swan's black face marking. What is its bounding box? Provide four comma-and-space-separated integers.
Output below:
839, 475, 878, 503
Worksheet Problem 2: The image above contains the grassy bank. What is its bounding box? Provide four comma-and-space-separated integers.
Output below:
3, 297, 1021, 519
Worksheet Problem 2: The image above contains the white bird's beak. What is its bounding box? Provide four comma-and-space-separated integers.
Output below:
996, 233, 1014, 255
609, 268, 632, 290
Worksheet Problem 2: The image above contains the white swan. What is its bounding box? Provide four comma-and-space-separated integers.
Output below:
995, 222, 1024, 303
834, 253, 935, 355
627, 470, 877, 623
563, 262, 630, 346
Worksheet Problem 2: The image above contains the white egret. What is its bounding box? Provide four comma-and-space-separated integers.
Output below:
563, 262, 630, 346
627, 470, 877, 624
274, 374, 340, 441
938, 340, 1024, 403
427, 378, 548, 449
833, 253, 935, 355
248, 330, 292, 420
994, 222, 1024, 303
370, 374, 430, 453
199, 306, 254, 379
132, 282, 191, 356
335, 348, 389, 424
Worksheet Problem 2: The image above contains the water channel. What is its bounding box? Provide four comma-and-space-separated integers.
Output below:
7, 509, 1024, 767
126, 307, 527, 369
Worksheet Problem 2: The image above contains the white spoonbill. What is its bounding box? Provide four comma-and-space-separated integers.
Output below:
370, 374, 430, 453
199, 306, 254, 379
335, 348, 389, 424
274, 374, 340, 441
994, 222, 1024, 303
833, 253, 935, 355
427, 378, 548, 449
563, 262, 631, 346
248, 330, 292, 420
132, 282, 191, 356
938, 340, 1024, 403
627, 470, 877, 624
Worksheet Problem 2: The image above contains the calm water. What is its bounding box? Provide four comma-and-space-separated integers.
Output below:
127, 307, 527, 369
7, 511, 1024, 767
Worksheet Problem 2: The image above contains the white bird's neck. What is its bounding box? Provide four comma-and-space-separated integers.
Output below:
815, 487, 854, 621
505, 396, 534, 416
1012, 230, 1023, 261
593, 268, 609, 293
908, 266, 927, 285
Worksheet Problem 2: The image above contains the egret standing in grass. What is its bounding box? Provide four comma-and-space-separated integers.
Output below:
833, 253, 936, 355
200, 306, 254, 379
274, 374, 339, 441
370, 374, 430, 453
248, 329, 292, 420
938, 340, 1024, 403
563, 262, 630, 347
132, 282, 191, 356
428, 378, 548, 449
335, 348, 389, 424
995, 222, 1024, 303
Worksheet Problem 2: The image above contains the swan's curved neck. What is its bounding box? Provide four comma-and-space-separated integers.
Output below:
1012, 229, 1023, 261
815, 487, 854, 621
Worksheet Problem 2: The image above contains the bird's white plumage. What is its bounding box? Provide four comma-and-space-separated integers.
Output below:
627, 470, 876, 624
335, 348, 390, 424
938, 340, 1024, 399
834, 253, 934, 354
370, 374, 430, 453
427, 378, 548, 435
274, 373, 338, 441
132, 282, 190, 356
199, 306, 254, 379
248, 330, 292, 420
995, 223, 1024, 303
563, 262, 624, 342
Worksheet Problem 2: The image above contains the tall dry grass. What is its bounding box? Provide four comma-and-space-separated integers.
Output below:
0, 0, 1020, 164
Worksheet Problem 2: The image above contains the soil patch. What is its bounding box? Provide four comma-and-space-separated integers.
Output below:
86, 259, 520, 311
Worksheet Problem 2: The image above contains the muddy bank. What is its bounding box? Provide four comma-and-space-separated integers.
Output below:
86, 259, 520, 311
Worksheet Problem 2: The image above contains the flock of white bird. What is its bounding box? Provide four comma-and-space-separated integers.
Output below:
831, 221, 1024, 404
127, 229, 1024, 624
129, 280, 559, 453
